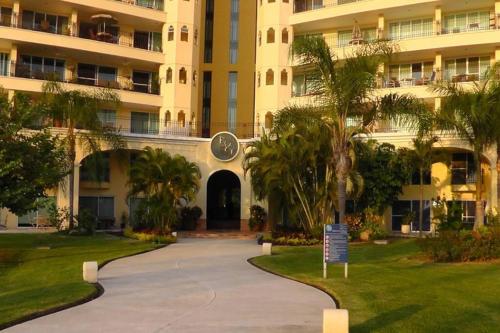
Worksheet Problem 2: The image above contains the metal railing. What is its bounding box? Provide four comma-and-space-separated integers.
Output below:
4, 61, 160, 95
115, 0, 165, 11
293, 0, 364, 13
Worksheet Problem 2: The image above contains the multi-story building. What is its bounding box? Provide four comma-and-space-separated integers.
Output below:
1, 0, 499, 233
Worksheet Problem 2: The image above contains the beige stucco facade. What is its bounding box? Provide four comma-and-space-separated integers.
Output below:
1, 0, 500, 232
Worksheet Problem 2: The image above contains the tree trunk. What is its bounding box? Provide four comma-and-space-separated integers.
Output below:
419, 168, 424, 238
337, 178, 347, 224
67, 128, 76, 230
474, 152, 484, 230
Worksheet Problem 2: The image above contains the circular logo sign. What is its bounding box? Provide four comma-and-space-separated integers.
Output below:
210, 132, 240, 162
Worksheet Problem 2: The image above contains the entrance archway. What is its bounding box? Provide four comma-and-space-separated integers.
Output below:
207, 170, 241, 230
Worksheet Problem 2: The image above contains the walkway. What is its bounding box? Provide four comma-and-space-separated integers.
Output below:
5, 239, 334, 333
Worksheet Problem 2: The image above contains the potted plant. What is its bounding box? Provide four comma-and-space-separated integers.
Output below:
248, 205, 267, 232
401, 211, 415, 234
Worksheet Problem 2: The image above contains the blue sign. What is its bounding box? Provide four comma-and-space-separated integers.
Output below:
324, 224, 348, 263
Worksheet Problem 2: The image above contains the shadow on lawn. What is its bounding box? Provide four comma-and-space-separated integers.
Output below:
351, 304, 423, 333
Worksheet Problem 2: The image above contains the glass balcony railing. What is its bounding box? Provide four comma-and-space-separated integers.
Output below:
293, 0, 365, 13
116, 0, 164, 11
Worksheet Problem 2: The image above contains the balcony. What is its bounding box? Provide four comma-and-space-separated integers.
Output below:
0, 62, 162, 108
293, 0, 363, 13
59, 1, 166, 22
115, 0, 164, 11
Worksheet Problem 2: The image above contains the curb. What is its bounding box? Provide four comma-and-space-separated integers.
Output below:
247, 256, 341, 309
0, 244, 167, 331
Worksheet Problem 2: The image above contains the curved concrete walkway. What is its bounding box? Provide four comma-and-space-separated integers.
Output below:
5, 239, 334, 333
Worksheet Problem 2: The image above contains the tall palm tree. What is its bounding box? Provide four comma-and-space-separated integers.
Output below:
406, 136, 449, 237
433, 64, 500, 229
288, 36, 428, 224
128, 147, 201, 233
41, 81, 125, 229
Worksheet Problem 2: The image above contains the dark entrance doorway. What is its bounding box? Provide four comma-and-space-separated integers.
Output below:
207, 170, 241, 230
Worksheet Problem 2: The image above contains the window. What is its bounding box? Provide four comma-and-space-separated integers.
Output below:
280, 69, 288, 85
204, 0, 214, 63
388, 61, 434, 87
337, 27, 377, 47
451, 153, 477, 185
444, 57, 490, 82
166, 67, 173, 83
0, 53, 8, 76
17, 55, 65, 81
134, 31, 162, 52
80, 152, 111, 182
168, 26, 174, 41
128, 197, 144, 226
17, 197, 56, 227
202, 71, 212, 138
76, 63, 117, 87
0, 7, 13, 27
257, 72, 261, 87
131, 112, 159, 134
227, 72, 238, 133
178, 110, 186, 127
266, 69, 274, 85
21, 10, 69, 35
180, 25, 189, 41
97, 110, 116, 128
410, 169, 431, 185
132, 71, 153, 93
389, 18, 433, 40
292, 73, 314, 96
443, 11, 489, 34
179, 67, 187, 84
265, 112, 273, 129
229, 0, 239, 64
267, 28, 275, 43
282, 28, 289, 43
79, 196, 114, 221
392, 200, 431, 232
449, 201, 476, 226
165, 110, 171, 123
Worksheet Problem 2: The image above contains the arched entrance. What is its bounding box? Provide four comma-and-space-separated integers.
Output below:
207, 170, 241, 230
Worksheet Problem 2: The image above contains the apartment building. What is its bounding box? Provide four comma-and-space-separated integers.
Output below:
1, 0, 499, 233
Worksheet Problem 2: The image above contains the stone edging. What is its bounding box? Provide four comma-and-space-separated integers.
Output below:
0, 244, 167, 331
247, 257, 341, 309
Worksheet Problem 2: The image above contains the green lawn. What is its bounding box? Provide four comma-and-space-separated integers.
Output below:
0, 233, 160, 328
252, 239, 500, 333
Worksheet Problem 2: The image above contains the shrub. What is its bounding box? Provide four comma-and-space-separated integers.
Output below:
345, 213, 363, 240
248, 205, 267, 231
123, 227, 177, 244
418, 227, 500, 262
47, 202, 68, 231
257, 233, 321, 246
179, 206, 203, 230
72, 209, 97, 235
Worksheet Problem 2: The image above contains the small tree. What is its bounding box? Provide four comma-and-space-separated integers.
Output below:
127, 147, 201, 233
0, 90, 68, 215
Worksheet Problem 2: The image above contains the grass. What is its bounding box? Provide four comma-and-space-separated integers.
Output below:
0, 232, 160, 328
251, 239, 500, 333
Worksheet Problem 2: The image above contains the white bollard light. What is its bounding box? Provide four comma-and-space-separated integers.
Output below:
171, 231, 177, 238
262, 242, 272, 255
323, 309, 349, 333
83, 261, 98, 283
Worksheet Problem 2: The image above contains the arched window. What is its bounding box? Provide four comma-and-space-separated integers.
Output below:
258, 31, 262, 46
267, 28, 275, 43
180, 25, 189, 42
192, 70, 197, 86
168, 26, 174, 41
178, 110, 186, 127
179, 68, 187, 84
266, 69, 274, 85
280, 69, 288, 85
282, 28, 289, 44
265, 112, 273, 129
165, 110, 171, 124
166, 68, 173, 83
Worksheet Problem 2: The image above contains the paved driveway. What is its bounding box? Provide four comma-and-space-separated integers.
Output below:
5, 239, 334, 333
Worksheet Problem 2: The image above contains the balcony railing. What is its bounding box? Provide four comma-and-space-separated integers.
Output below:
293, 0, 363, 13
4, 61, 160, 95
115, 0, 164, 11
0, 13, 162, 53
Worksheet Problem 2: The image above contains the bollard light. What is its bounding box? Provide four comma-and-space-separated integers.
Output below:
323, 309, 349, 333
262, 242, 272, 255
83, 261, 98, 283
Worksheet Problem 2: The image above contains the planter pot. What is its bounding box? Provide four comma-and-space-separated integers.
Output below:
401, 224, 411, 234
360, 230, 371, 241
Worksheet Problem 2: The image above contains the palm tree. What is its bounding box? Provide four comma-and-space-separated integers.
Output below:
432, 64, 500, 229
127, 147, 201, 233
287, 36, 428, 224
41, 81, 125, 229
405, 136, 449, 237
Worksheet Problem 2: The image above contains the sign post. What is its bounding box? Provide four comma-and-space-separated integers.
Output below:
323, 224, 349, 279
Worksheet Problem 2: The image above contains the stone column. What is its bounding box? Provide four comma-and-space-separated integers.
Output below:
434, 6, 442, 35
377, 14, 385, 39
70, 9, 78, 36
12, 1, 20, 27
435, 52, 442, 81
9, 44, 17, 76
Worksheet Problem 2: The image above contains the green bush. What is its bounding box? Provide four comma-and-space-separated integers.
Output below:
47, 202, 68, 231
257, 233, 320, 246
123, 227, 177, 244
418, 227, 500, 262
248, 205, 267, 231
71, 209, 97, 235
179, 206, 202, 231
